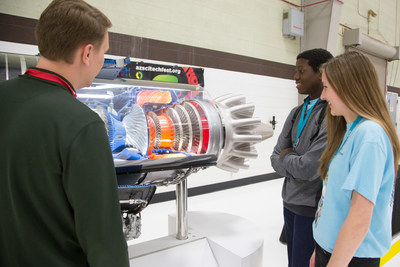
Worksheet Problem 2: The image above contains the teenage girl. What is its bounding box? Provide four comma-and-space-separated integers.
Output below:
311, 50, 399, 267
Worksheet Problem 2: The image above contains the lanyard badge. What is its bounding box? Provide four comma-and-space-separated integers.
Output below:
334, 116, 362, 156
293, 97, 319, 147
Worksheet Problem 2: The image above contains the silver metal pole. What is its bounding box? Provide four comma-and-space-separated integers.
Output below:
175, 178, 188, 240
19, 55, 27, 74
5, 54, 9, 81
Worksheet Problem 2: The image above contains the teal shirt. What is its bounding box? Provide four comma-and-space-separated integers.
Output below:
0, 71, 129, 266
313, 118, 395, 257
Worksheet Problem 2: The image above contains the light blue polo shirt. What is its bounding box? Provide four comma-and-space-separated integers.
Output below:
313, 118, 395, 257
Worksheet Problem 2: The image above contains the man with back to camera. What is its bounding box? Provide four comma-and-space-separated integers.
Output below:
0, 0, 129, 266
270, 49, 333, 267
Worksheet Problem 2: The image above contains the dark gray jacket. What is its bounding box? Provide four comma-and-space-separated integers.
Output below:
270, 100, 327, 217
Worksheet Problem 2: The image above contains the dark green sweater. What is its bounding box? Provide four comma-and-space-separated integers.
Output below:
0, 70, 129, 266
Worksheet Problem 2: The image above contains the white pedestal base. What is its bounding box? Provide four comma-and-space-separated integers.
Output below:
128, 211, 263, 267
128, 231, 218, 266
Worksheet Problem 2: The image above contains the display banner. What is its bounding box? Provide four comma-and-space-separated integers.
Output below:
118, 61, 204, 87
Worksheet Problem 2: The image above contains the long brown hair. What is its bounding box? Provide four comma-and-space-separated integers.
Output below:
319, 50, 400, 179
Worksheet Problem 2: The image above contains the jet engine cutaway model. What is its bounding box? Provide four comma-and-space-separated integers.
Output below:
78, 80, 273, 239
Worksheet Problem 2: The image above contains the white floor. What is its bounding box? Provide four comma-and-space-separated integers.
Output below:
129, 178, 400, 267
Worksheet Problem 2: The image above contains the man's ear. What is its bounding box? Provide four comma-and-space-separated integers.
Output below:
81, 44, 94, 66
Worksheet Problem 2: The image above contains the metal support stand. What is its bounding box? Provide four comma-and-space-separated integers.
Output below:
175, 178, 188, 240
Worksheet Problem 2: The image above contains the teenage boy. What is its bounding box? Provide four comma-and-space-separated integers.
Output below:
270, 48, 333, 267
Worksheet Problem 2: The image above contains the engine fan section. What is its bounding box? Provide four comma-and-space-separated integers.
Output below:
79, 86, 270, 173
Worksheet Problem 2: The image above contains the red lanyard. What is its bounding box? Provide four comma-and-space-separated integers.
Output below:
25, 68, 77, 98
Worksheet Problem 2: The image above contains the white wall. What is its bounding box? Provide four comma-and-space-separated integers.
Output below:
1, 0, 399, 86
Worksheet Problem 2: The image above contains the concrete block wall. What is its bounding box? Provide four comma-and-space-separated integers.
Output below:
0, 0, 301, 66
1, 1, 399, 87
1, 0, 400, 190
337, 0, 400, 88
